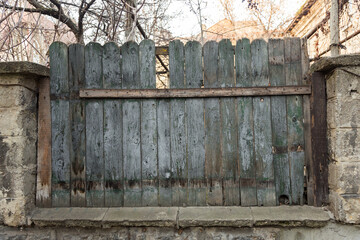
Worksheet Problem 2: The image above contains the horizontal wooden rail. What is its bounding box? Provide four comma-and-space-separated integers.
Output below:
80, 86, 311, 99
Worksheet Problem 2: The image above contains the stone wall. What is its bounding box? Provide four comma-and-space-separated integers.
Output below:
0, 62, 49, 226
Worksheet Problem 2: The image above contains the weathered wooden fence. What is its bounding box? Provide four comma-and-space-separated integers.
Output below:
38, 38, 315, 208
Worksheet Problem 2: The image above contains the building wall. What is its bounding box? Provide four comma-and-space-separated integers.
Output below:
287, 0, 360, 58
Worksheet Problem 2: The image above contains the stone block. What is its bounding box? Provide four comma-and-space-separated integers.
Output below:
1, 136, 37, 167
328, 129, 360, 161
0, 136, 37, 226
326, 67, 360, 100
327, 98, 360, 129
0, 108, 37, 137
178, 206, 253, 228
0, 86, 37, 109
103, 207, 178, 227
329, 191, 360, 224
328, 162, 360, 194
0, 74, 38, 92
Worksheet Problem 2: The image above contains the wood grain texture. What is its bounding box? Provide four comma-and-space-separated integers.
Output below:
169, 40, 187, 206
122, 41, 142, 207
268, 39, 291, 205
236, 38, 257, 206
251, 39, 276, 206
285, 38, 305, 205
185, 41, 206, 206
85, 42, 104, 207
157, 99, 172, 206
310, 72, 328, 207
36, 77, 52, 207
219, 39, 239, 206
103, 42, 123, 207
140, 40, 158, 206
49, 42, 71, 207
301, 38, 314, 206
68, 44, 86, 207
203, 41, 222, 205
80, 86, 311, 99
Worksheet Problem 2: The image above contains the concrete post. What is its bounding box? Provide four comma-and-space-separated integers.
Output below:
0, 62, 49, 226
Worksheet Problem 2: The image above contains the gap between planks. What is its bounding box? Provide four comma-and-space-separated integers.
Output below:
80, 86, 311, 99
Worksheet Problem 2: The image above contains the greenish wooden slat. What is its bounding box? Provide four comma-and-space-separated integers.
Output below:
68, 44, 86, 207
236, 38, 257, 206
85, 42, 104, 207
203, 41, 222, 205
103, 42, 123, 207
140, 40, 158, 206
268, 39, 291, 205
169, 40, 187, 206
158, 99, 172, 206
185, 41, 206, 206
285, 38, 305, 205
122, 41, 141, 207
50, 42, 70, 207
252, 39, 276, 206
218, 39, 239, 206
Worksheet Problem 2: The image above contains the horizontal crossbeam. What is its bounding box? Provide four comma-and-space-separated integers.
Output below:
79, 86, 311, 99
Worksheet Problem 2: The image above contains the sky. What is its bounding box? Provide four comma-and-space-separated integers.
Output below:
167, 0, 306, 38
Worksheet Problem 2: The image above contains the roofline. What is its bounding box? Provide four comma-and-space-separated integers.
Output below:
285, 0, 318, 33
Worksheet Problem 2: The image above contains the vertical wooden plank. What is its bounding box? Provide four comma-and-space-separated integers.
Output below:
301, 38, 314, 206
158, 99, 171, 206
268, 39, 291, 205
103, 42, 123, 207
285, 38, 305, 205
203, 41, 222, 205
36, 77, 52, 207
310, 72, 328, 207
69, 44, 86, 207
49, 42, 71, 207
169, 40, 187, 206
140, 39, 158, 206
122, 41, 142, 207
236, 38, 257, 206
85, 42, 104, 207
185, 41, 206, 206
252, 39, 276, 206
218, 39, 239, 206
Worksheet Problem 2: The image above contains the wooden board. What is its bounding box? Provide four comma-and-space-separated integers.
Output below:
185, 41, 206, 206
68, 44, 86, 207
285, 38, 305, 205
169, 40, 187, 206
103, 42, 123, 207
268, 39, 291, 205
122, 41, 142, 207
85, 42, 104, 207
301, 38, 314, 206
236, 38, 257, 206
49, 42, 71, 207
157, 99, 172, 206
203, 41, 222, 205
80, 86, 311, 99
36, 77, 51, 207
251, 39, 276, 206
139, 40, 158, 206
310, 72, 328, 207
218, 39, 239, 205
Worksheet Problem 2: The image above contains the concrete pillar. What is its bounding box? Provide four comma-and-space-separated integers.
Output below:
311, 55, 360, 223
0, 62, 49, 226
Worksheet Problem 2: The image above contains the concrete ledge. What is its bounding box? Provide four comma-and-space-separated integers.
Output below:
31, 206, 331, 228
310, 54, 360, 73
0, 62, 49, 77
